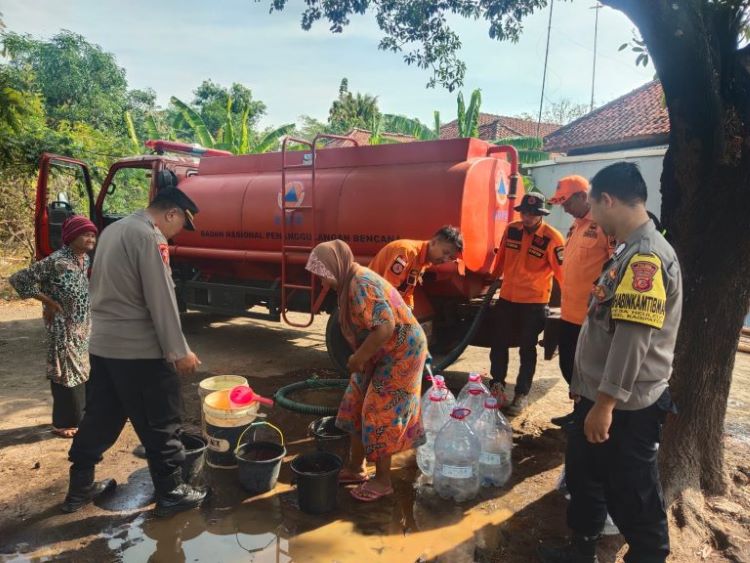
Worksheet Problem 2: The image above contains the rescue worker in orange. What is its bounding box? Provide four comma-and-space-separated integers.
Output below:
548, 176, 614, 427
368, 225, 464, 309
490, 193, 564, 415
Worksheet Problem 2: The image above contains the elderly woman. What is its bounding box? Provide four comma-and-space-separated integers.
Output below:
10, 215, 98, 438
306, 240, 428, 502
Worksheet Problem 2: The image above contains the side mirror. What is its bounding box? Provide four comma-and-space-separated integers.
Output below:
107, 182, 117, 196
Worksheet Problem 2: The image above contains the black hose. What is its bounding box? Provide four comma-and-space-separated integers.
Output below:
433, 278, 500, 373
273, 379, 349, 416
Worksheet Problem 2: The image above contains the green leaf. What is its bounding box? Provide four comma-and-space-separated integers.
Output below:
222, 96, 235, 150
251, 123, 295, 153
457, 91, 466, 137
239, 106, 250, 154
636, 53, 648, 66
618, 43, 628, 51
124, 110, 140, 152
170, 96, 215, 148
145, 114, 161, 140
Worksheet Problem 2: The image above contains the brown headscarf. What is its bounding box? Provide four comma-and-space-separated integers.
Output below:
306, 240, 361, 347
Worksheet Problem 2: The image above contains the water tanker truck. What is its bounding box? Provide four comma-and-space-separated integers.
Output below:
34, 135, 559, 373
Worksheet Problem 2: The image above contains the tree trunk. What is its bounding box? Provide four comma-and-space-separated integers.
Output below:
602, 0, 750, 503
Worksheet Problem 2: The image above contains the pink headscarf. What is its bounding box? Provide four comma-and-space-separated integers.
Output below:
306, 240, 361, 347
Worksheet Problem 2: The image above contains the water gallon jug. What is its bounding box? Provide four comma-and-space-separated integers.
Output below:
417, 391, 452, 477
456, 372, 490, 403
458, 382, 489, 426
421, 375, 456, 415
474, 397, 513, 487
433, 407, 480, 502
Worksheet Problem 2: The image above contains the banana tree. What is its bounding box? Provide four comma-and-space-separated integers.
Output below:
456, 89, 481, 138
382, 111, 441, 140
170, 95, 293, 154
494, 136, 550, 194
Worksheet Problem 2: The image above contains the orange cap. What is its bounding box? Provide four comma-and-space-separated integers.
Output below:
549, 175, 590, 205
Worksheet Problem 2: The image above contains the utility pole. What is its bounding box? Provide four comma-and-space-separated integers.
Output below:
536, 0, 554, 138
590, 2, 602, 112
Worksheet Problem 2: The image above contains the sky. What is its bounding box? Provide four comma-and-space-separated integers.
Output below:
1, 0, 655, 129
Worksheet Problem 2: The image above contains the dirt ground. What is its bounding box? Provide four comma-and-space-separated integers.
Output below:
0, 300, 749, 563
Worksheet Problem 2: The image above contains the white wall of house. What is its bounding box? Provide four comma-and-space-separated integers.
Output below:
527, 146, 667, 233
529, 147, 750, 328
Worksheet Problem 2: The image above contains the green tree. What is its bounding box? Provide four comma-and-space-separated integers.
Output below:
383, 111, 441, 140
191, 80, 266, 138
169, 96, 293, 154
1, 30, 129, 133
272, 0, 750, 531
328, 78, 381, 133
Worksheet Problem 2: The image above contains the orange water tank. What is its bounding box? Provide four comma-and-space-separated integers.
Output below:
170, 138, 523, 296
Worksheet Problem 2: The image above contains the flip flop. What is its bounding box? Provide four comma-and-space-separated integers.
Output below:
52, 427, 77, 439
338, 469, 371, 485
350, 482, 394, 502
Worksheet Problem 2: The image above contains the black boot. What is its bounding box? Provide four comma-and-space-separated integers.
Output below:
537, 534, 600, 563
152, 467, 207, 518
61, 467, 117, 513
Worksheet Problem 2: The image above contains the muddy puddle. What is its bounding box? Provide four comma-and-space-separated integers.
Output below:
96, 456, 516, 563
103, 375, 517, 563
0, 371, 530, 562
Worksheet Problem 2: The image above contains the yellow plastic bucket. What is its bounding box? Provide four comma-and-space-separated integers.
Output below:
203, 389, 260, 469
198, 375, 248, 402
198, 375, 249, 437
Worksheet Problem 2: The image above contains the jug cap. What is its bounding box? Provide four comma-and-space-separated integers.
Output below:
468, 372, 481, 382
450, 407, 471, 420
484, 397, 499, 409
429, 391, 445, 402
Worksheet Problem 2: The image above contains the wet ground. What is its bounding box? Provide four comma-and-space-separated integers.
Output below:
1, 301, 749, 562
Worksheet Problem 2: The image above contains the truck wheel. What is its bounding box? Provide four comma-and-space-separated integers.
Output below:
325, 310, 352, 376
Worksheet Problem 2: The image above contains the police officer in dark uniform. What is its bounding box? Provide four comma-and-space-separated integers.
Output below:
62, 186, 207, 517
539, 162, 682, 563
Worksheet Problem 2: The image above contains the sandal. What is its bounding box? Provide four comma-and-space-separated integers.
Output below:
52, 427, 77, 438
339, 469, 370, 485
350, 482, 394, 502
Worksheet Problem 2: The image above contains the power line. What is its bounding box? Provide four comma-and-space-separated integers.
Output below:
590, 2, 603, 112
537, 0, 554, 138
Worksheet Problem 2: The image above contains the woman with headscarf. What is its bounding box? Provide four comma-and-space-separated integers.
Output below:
306, 240, 428, 502
10, 215, 98, 438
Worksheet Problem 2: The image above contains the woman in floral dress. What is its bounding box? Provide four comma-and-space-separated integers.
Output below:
10, 216, 98, 438
306, 240, 428, 502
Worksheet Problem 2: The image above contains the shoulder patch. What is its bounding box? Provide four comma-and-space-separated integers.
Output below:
611, 253, 666, 329
390, 255, 407, 275
158, 243, 170, 266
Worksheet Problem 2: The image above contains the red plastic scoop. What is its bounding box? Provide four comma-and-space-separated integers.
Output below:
229, 385, 274, 408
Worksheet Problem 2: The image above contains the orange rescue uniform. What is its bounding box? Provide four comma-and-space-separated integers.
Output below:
561, 212, 614, 325
494, 221, 565, 303
368, 239, 430, 308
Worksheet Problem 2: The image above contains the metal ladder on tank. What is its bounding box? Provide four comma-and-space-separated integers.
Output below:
279, 134, 359, 327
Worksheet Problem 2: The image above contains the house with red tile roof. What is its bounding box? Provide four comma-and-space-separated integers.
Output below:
440, 113, 560, 141
325, 127, 418, 147
543, 80, 669, 155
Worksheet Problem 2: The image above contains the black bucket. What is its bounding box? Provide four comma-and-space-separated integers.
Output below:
290, 451, 342, 514
308, 416, 350, 462
235, 441, 286, 495
181, 433, 207, 487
